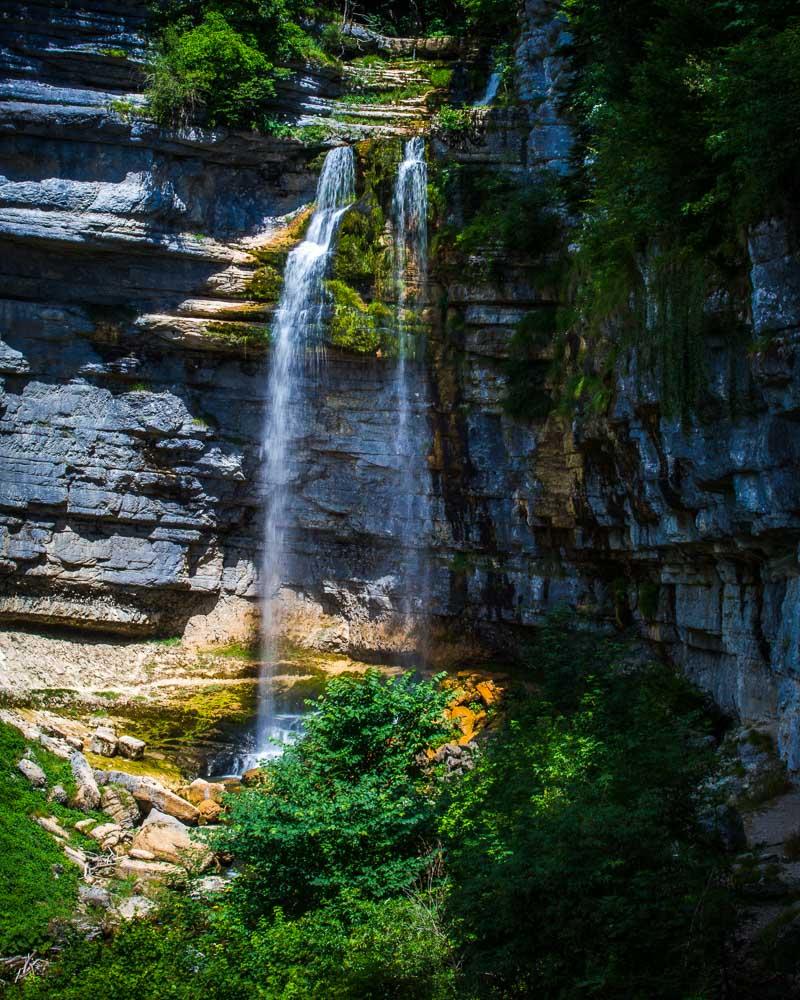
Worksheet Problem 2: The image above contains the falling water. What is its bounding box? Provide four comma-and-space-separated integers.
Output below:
473, 69, 501, 107
252, 145, 355, 767
391, 136, 429, 633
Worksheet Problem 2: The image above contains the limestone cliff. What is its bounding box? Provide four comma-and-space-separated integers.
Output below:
2, 1, 800, 767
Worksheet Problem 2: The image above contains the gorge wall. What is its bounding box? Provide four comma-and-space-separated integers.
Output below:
2, 1, 800, 766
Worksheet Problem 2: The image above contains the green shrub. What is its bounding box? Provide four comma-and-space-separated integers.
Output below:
245, 263, 283, 302
13, 892, 457, 1000
147, 12, 282, 127
215, 670, 453, 918
432, 105, 474, 137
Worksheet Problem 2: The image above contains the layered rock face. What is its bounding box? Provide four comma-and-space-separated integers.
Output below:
1, 1, 799, 765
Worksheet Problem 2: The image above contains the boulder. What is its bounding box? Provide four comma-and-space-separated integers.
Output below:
116, 895, 155, 921
242, 766, 266, 787
117, 735, 146, 760
475, 680, 499, 706
95, 770, 200, 825
17, 757, 46, 787
128, 848, 156, 861
197, 799, 223, 824
89, 726, 118, 757
39, 734, 73, 759
70, 751, 101, 811
75, 818, 96, 833
48, 784, 68, 804
130, 809, 213, 871
116, 856, 184, 886
89, 822, 125, 850
79, 884, 112, 910
36, 815, 69, 839
101, 785, 140, 830
177, 778, 226, 806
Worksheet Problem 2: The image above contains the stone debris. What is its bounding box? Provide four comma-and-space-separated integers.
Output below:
48, 784, 68, 804
17, 757, 46, 787
101, 785, 140, 830
95, 769, 200, 825
63, 844, 87, 873
36, 815, 69, 840
130, 809, 213, 871
88, 822, 126, 851
89, 726, 118, 757
70, 751, 101, 811
117, 735, 146, 760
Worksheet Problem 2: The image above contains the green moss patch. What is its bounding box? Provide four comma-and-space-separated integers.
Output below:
326, 280, 393, 355
203, 321, 270, 351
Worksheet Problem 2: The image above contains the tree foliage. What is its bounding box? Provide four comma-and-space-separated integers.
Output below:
215, 670, 453, 917
440, 620, 733, 997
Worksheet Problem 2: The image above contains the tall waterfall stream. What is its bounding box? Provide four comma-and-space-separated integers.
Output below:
249, 145, 355, 771
246, 137, 429, 771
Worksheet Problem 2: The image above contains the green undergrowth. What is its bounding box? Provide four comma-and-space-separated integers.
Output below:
11, 617, 745, 998
0, 723, 98, 956
145, 1, 515, 134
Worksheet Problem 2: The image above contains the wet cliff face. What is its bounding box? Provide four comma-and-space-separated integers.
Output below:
2, 1, 799, 765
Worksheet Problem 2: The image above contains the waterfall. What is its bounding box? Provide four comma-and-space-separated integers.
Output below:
473, 69, 501, 107
391, 136, 429, 634
253, 145, 355, 767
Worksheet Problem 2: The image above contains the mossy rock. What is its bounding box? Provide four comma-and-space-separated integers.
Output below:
326, 279, 393, 355
203, 321, 270, 352
355, 137, 403, 203
332, 193, 391, 293
245, 263, 283, 303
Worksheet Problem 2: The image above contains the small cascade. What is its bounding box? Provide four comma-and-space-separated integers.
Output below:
473, 69, 501, 107
391, 136, 430, 637
251, 145, 355, 770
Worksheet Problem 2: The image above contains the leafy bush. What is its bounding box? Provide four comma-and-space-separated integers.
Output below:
215, 670, 453, 917
146, 1, 328, 129
147, 12, 283, 128
432, 105, 475, 138
14, 893, 457, 1000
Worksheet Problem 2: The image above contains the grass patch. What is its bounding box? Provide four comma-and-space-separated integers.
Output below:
0, 723, 95, 954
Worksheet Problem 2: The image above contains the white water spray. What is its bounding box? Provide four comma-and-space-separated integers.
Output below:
391, 136, 429, 631
473, 69, 501, 107
253, 145, 355, 765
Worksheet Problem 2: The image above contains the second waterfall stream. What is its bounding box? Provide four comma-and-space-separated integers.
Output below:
392, 136, 430, 632
254, 144, 355, 767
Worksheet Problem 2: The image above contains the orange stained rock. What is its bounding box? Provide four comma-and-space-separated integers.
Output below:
476, 681, 499, 706
449, 704, 478, 737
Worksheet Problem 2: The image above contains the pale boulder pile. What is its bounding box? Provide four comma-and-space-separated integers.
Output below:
5, 709, 231, 930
